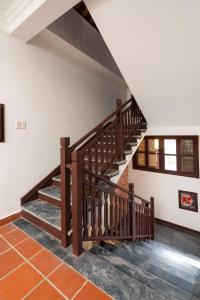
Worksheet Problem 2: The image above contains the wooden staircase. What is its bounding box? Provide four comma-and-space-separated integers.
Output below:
21, 96, 155, 256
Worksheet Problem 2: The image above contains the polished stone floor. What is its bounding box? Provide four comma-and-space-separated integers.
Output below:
13, 218, 200, 300
155, 223, 200, 258
23, 200, 61, 229
39, 185, 61, 201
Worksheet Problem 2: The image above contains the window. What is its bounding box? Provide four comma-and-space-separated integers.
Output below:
133, 136, 199, 178
0, 104, 4, 142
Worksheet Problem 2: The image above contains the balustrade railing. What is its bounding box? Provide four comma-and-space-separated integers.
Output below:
60, 96, 153, 255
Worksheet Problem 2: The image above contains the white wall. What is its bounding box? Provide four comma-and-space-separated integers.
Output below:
129, 131, 200, 231
0, 31, 126, 219
85, 0, 200, 127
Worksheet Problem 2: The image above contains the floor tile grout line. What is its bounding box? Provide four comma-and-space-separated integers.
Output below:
0, 234, 69, 300
0, 261, 26, 281
12, 222, 113, 299
0, 247, 44, 282
71, 280, 88, 300
12, 236, 30, 247
28, 248, 44, 260
20, 279, 46, 300
46, 261, 63, 278
62, 254, 114, 299
0, 222, 17, 231
0, 247, 12, 256
0, 227, 18, 237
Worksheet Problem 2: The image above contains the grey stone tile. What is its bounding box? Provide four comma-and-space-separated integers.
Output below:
155, 223, 200, 258
104, 243, 200, 298
140, 240, 200, 276
39, 185, 61, 201
53, 246, 71, 259
64, 250, 167, 300
125, 242, 197, 283
23, 199, 61, 229
34, 231, 60, 252
91, 245, 199, 300
13, 218, 42, 237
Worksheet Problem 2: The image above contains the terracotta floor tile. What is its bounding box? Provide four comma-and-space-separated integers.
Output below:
48, 263, 86, 299
0, 223, 16, 236
15, 237, 43, 259
30, 249, 61, 276
0, 263, 43, 300
0, 249, 24, 279
25, 281, 65, 300
74, 282, 112, 300
0, 236, 10, 254
4, 228, 28, 246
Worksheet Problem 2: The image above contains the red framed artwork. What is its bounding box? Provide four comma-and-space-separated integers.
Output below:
179, 190, 198, 212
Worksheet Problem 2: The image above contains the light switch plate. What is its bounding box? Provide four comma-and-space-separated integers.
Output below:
15, 121, 21, 129
21, 121, 26, 129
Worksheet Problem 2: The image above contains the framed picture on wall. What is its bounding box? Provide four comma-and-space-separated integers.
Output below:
0, 104, 4, 142
179, 190, 198, 212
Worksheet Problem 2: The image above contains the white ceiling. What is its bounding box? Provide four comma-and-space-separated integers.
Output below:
0, 0, 18, 14
85, 0, 200, 128
0, 0, 80, 40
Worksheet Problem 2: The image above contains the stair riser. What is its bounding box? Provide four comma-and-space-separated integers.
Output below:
21, 210, 61, 240
53, 180, 61, 187
38, 193, 61, 207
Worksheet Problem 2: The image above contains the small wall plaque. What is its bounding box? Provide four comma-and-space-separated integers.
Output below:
0, 104, 4, 142
179, 190, 198, 212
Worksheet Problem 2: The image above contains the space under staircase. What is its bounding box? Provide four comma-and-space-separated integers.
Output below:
21, 96, 154, 256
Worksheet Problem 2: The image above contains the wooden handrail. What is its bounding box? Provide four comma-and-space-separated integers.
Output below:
82, 168, 132, 195
70, 97, 135, 153
70, 110, 117, 152
60, 96, 153, 256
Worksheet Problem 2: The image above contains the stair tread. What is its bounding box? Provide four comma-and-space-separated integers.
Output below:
39, 185, 61, 201
103, 242, 200, 298
52, 175, 61, 182
104, 169, 119, 177
124, 149, 132, 155
91, 245, 199, 300
22, 199, 61, 230
150, 239, 200, 261
139, 240, 200, 273
52, 175, 72, 185
124, 242, 197, 282
114, 159, 127, 166
127, 141, 137, 146
64, 247, 167, 300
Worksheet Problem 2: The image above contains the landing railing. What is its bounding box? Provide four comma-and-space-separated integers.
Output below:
81, 169, 134, 242
60, 96, 152, 254
134, 195, 155, 240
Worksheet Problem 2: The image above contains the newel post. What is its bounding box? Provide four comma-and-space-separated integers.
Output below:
150, 197, 155, 240
116, 99, 123, 160
129, 183, 136, 242
72, 151, 83, 256
60, 137, 71, 248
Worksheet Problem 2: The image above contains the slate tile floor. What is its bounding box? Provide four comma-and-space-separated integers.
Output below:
0, 221, 112, 300
10, 218, 200, 300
